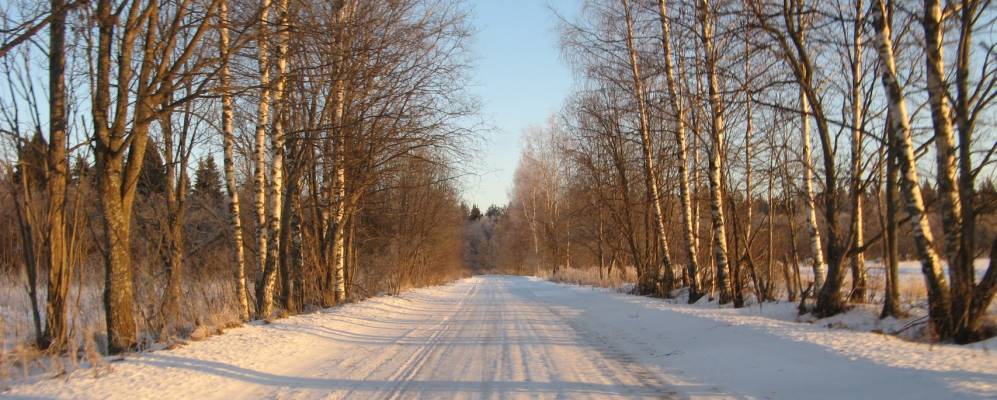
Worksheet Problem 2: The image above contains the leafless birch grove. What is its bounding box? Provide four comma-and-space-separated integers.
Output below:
490, 0, 997, 343
2, 0, 475, 354
1, 0, 997, 366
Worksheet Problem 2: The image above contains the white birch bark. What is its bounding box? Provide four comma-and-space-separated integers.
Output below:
657, 0, 701, 301
257, 0, 290, 318
253, 0, 272, 297
218, 0, 250, 322
698, 0, 731, 303
330, 0, 353, 303
869, 0, 952, 336
800, 90, 826, 292
621, 0, 673, 294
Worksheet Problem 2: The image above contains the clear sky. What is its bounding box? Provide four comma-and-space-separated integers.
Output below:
461, 0, 579, 209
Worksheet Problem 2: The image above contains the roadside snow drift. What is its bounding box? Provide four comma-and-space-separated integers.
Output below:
5, 276, 995, 399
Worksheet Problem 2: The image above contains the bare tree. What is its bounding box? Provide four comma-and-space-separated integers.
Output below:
218, 0, 250, 322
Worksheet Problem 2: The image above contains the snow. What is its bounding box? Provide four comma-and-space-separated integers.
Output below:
4, 276, 995, 399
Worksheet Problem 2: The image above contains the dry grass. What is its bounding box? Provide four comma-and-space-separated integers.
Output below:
0, 270, 245, 385
541, 265, 638, 291
539, 262, 936, 307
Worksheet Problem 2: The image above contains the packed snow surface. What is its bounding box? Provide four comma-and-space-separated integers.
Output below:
5, 276, 995, 399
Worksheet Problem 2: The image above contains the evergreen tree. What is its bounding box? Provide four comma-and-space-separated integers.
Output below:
69, 155, 92, 184
485, 204, 503, 218
468, 204, 482, 221
192, 156, 224, 202
138, 146, 167, 196
14, 132, 48, 191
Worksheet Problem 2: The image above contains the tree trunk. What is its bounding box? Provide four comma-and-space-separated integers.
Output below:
253, 0, 272, 303
161, 87, 190, 335
218, 0, 250, 322
41, 0, 71, 351
97, 157, 138, 353
921, 0, 997, 343
881, 112, 903, 318
328, 0, 352, 304
849, 0, 867, 303
799, 91, 826, 295
698, 0, 731, 304
657, 0, 701, 302
870, 0, 952, 338
257, 0, 290, 319
12, 162, 43, 345
621, 0, 673, 296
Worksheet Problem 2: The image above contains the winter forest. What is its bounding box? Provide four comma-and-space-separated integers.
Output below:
0, 0, 996, 398
481, 0, 997, 342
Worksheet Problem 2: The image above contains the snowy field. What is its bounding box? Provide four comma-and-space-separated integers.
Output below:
3, 275, 996, 399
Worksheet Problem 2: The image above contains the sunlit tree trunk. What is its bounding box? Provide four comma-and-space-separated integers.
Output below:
253, 0, 272, 306
93, 0, 150, 352
697, 0, 731, 304
848, 0, 867, 302
257, 0, 290, 318
919, 0, 997, 342
880, 111, 903, 318
41, 0, 71, 351
621, 0, 673, 295
799, 91, 825, 295
870, 0, 952, 337
657, 0, 701, 302
160, 83, 192, 334
328, 0, 352, 304
218, 0, 250, 321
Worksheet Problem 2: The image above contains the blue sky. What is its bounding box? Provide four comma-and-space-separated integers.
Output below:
461, 0, 579, 208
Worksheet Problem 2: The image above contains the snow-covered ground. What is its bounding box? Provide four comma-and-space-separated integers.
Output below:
4, 276, 995, 399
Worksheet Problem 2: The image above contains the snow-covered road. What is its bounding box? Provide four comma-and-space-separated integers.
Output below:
6, 276, 996, 399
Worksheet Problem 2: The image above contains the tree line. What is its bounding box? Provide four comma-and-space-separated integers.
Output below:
1, 0, 474, 355
494, 0, 997, 343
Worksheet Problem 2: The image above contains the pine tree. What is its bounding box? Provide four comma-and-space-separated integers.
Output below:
138, 146, 167, 196
485, 204, 503, 218
69, 156, 92, 184
15, 132, 48, 191
192, 156, 224, 202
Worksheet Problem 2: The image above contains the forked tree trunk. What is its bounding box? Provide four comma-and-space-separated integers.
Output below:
93, 0, 211, 353
93, 0, 152, 352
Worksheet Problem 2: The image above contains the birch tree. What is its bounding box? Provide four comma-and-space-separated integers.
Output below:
218, 0, 250, 322
698, 0, 732, 304
620, 0, 674, 295
253, 0, 272, 312
869, 0, 953, 339
916, 0, 997, 342
255, 0, 292, 318
657, 0, 702, 302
